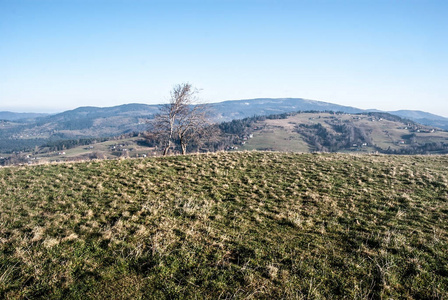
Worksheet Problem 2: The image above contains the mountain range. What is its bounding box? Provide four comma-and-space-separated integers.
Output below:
1, 98, 447, 153
2, 98, 448, 129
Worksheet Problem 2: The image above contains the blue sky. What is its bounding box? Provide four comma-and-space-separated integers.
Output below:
1, 0, 447, 116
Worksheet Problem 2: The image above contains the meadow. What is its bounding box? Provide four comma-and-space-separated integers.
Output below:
0, 152, 447, 299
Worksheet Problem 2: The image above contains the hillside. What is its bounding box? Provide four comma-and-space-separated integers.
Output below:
240, 112, 448, 154
1, 152, 447, 298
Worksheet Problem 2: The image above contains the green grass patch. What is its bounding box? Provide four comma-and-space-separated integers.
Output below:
242, 127, 309, 152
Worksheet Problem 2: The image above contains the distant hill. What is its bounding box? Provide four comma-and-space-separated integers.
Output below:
389, 110, 448, 130
34, 103, 160, 134
0, 111, 49, 121
210, 98, 364, 121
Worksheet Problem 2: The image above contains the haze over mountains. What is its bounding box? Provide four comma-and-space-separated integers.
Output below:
0, 111, 50, 121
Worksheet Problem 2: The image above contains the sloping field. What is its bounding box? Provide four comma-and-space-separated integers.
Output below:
241, 112, 448, 153
1, 152, 447, 299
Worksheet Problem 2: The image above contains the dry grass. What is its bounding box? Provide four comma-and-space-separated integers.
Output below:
0, 151, 447, 299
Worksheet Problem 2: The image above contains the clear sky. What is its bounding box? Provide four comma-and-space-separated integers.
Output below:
1, 0, 447, 116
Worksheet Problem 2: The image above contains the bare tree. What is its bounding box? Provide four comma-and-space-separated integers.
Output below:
153, 83, 211, 155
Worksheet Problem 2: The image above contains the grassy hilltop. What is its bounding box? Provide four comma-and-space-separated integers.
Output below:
1, 152, 448, 299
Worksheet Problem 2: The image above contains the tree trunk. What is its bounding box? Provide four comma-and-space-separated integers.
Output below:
181, 143, 187, 155
163, 140, 171, 156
